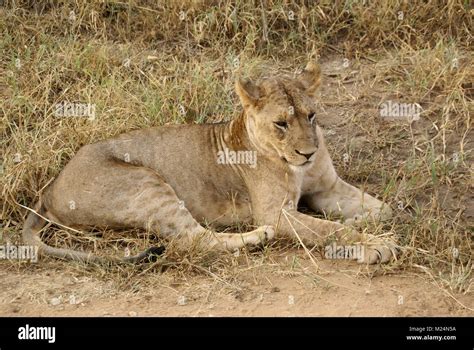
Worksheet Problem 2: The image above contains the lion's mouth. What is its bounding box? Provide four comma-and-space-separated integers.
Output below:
281, 156, 313, 167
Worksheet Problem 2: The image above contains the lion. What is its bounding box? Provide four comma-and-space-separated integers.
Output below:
22, 62, 397, 264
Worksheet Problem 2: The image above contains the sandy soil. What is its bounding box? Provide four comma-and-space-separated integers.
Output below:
1, 253, 472, 317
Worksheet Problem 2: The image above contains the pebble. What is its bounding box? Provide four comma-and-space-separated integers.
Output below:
50, 297, 61, 306
12, 307, 21, 313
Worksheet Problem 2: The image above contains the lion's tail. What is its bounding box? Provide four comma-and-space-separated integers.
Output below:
22, 201, 164, 264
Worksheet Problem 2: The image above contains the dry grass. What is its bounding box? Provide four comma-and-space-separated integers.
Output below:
1, 0, 472, 303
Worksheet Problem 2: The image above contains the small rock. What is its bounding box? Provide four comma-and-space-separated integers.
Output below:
128, 311, 137, 317
12, 307, 21, 313
271, 287, 280, 293
177, 296, 187, 306
50, 297, 61, 306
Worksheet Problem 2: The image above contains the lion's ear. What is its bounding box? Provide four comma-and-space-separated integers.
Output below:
235, 78, 261, 108
298, 62, 321, 97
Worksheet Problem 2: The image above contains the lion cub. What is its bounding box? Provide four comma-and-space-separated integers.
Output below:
23, 62, 397, 264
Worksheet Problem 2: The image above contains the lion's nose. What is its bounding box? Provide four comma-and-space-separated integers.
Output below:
295, 149, 316, 160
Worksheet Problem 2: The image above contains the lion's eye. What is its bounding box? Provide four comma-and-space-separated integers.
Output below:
274, 121, 288, 130
308, 112, 316, 123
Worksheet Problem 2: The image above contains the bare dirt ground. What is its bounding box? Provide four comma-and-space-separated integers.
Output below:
1, 255, 472, 317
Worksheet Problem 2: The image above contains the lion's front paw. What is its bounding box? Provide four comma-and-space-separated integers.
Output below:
260, 225, 275, 242
246, 225, 275, 246
357, 233, 399, 264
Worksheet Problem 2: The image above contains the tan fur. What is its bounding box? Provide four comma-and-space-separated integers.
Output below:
23, 62, 397, 264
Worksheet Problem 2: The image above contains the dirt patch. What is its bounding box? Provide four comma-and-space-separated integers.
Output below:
1, 254, 472, 317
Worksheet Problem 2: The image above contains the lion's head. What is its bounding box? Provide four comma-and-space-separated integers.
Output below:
235, 62, 322, 167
